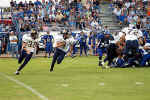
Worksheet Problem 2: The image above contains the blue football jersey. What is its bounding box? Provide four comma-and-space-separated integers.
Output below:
91, 34, 97, 45
97, 34, 110, 48
79, 34, 87, 43
43, 35, 53, 44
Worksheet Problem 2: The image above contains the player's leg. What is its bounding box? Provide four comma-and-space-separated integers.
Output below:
57, 51, 66, 64
72, 44, 76, 55
140, 54, 150, 66
116, 56, 125, 67
92, 44, 96, 56
49, 45, 53, 58
45, 46, 48, 58
83, 43, 87, 56
18, 50, 26, 64
15, 52, 33, 75
50, 48, 59, 72
98, 48, 103, 66
80, 45, 83, 56
107, 44, 118, 66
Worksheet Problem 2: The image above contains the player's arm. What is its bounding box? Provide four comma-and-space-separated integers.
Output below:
52, 36, 54, 43
22, 42, 30, 54
44, 40, 46, 46
68, 44, 73, 57
144, 45, 150, 50
91, 39, 94, 47
138, 37, 143, 45
56, 41, 66, 47
22, 42, 27, 51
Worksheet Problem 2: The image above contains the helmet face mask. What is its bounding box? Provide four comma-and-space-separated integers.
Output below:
31, 31, 38, 40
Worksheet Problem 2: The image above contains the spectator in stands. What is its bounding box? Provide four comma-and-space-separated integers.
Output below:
113, 6, 121, 20
34, 0, 42, 7
118, 11, 127, 25
136, 17, 142, 29
0, 0, 104, 57
147, 2, 150, 18
93, 0, 101, 13
9, 31, 18, 58
55, 11, 64, 23
145, 20, 150, 30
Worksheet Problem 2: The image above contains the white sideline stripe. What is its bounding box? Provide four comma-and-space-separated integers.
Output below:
0, 72, 48, 100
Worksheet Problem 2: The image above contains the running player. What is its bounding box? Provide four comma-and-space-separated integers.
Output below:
50, 30, 74, 72
15, 30, 38, 75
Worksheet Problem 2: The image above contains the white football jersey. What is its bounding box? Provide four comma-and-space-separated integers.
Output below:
121, 27, 132, 35
22, 34, 38, 52
54, 34, 75, 53
110, 34, 120, 44
125, 29, 143, 41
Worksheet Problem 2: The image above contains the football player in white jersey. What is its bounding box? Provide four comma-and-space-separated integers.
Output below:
50, 30, 74, 72
15, 30, 38, 75
123, 25, 143, 66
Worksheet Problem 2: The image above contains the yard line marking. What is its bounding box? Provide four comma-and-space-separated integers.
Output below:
0, 72, 48, 100
98, 82, 105, 86
61, 84, 69, 87
136, 82, 144, 85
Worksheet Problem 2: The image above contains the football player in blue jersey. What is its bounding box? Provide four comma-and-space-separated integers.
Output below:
97, 32, 112, 67
88, 32, 92, 55
91, 31, 97, 56
43, 31, 54, 58
79, 31, 88, 56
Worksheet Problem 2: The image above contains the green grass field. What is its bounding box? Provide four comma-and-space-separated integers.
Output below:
0, 56, 150, 100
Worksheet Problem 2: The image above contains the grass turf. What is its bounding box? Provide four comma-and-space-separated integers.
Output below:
0, 56, 150, 100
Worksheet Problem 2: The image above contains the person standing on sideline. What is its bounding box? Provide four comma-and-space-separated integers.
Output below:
9, 31, 18, 58
79, 31, 88, 56
43, 31, 54, 58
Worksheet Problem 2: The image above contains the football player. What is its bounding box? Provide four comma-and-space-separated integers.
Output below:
50, 30, 74, 72
15, 30, 38, 75
79, 31, 88, 56
97, 32, 113, 67
43, 31, 54, 58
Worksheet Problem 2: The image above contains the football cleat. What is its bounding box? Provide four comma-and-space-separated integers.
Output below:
50, 69, 53, 72
15, 71, 20, 75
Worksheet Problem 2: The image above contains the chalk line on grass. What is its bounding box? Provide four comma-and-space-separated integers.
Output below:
98, 82, 105, 86
0, 72, 48, 100
136, 82, 144, 85
61, 84, 69, 87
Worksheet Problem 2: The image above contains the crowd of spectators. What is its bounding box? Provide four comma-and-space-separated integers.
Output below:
112, 0, 150, 30
0, 0, 102, 57
10, 0, 102, 32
